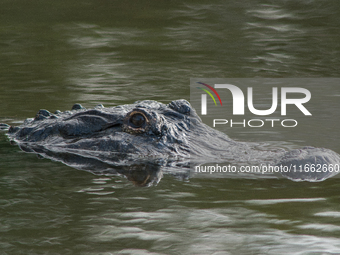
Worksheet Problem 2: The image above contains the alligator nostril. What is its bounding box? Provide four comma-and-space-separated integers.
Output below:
130, 113, 145, 128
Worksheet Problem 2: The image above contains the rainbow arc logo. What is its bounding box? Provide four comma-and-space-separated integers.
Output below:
196, 82, 223, 115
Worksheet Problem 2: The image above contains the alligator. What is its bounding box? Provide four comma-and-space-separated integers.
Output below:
2, 99, 340, 185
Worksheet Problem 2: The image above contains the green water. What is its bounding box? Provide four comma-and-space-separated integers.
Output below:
1, 1, 340, 254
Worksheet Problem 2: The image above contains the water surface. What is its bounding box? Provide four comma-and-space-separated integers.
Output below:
1, 0, 340, 254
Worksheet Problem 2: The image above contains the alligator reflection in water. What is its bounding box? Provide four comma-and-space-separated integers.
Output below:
3, 99, 340, 185
17, 142, 164, 187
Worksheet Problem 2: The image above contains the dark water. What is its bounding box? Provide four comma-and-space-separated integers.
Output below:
1, 1, 340, 254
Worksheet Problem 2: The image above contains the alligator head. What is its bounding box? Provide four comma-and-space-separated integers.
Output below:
3, 99, 340, 184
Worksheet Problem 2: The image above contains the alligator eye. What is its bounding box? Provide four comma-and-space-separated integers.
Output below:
130, 113, 145, 128
122, 110, 150, 134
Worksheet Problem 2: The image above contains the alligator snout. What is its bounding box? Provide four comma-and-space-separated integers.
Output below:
277, 147, 340, 181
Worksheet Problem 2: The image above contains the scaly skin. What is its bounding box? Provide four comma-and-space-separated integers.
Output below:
3, 99, 340, 183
